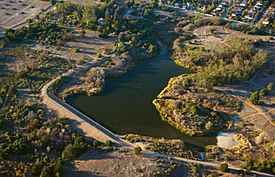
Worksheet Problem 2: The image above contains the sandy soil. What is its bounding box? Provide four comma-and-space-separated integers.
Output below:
217, 132, 240, 148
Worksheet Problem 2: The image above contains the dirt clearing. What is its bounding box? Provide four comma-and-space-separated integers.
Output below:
64, 147, 188, 177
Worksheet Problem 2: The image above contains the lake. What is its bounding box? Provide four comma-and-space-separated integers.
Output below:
67, 48, 217, 148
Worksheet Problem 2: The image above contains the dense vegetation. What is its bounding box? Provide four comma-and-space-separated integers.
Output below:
173, 37, 267, 88
153, 74, 240, 136
53, 1, 158, 59
3, 18, 72, 47
241, 158, 275, 174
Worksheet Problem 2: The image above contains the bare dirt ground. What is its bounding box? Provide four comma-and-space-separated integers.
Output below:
62, 30, 114, 61
0, 0, 51, 29
64, 147, 247, 177
192, 26, 273, 50
36, 30, 114, 62
40, 30, 118, 97
64, 147, 188, 177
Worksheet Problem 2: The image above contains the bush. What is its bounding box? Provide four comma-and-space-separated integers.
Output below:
267, 83, 273, 91
73, 48, 80, 53
259, 88, 268, 96
62, 139, 88, 160
133, 146, 142, 154
219, 163, 229, 172
93, 140, 99, 147
62, 144, 74, 160
249, 91, 259, 105
96, 53, 102, 58
190, 105, 200, 115
104, 140, 113, 147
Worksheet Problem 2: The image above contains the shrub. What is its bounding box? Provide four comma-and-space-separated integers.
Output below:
62, 137, 89, 160
93, 140, 99, 147
104, 140, 113, 147
133, 146, 142, 154
219, 163, 229, 172
73, 48, 80, 53
249, 91, 259, 105
32, 160, 46, 175
267, 83, 273, 91
190, 105, 199, 115
205, 121, 213, 130
96, 53, 102, 58
259, 88, 268, 96
62, 144, 74, 160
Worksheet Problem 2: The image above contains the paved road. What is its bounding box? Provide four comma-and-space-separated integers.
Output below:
164, 5, 250, 26
143, 151, 274, 176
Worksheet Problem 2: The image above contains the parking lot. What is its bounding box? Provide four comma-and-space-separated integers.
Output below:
0, 0, 51, 29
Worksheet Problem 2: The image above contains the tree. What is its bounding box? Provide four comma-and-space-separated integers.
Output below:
62, 144, 74, 160
93, 140, 99, 147
190, 105, 200, 115
267, 83, 273, 91
73, 48, 80, 53
205, 121, 213, 130
249, 91, 259, 105
82, 5, 97, 27
104, 140, 113, 147
219, 163, 229, 172
259, 88, 268, 96
32, 160, 45, 175
133, 147, 142, 154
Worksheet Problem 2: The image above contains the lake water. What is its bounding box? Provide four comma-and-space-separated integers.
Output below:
67, 49, 217, 148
